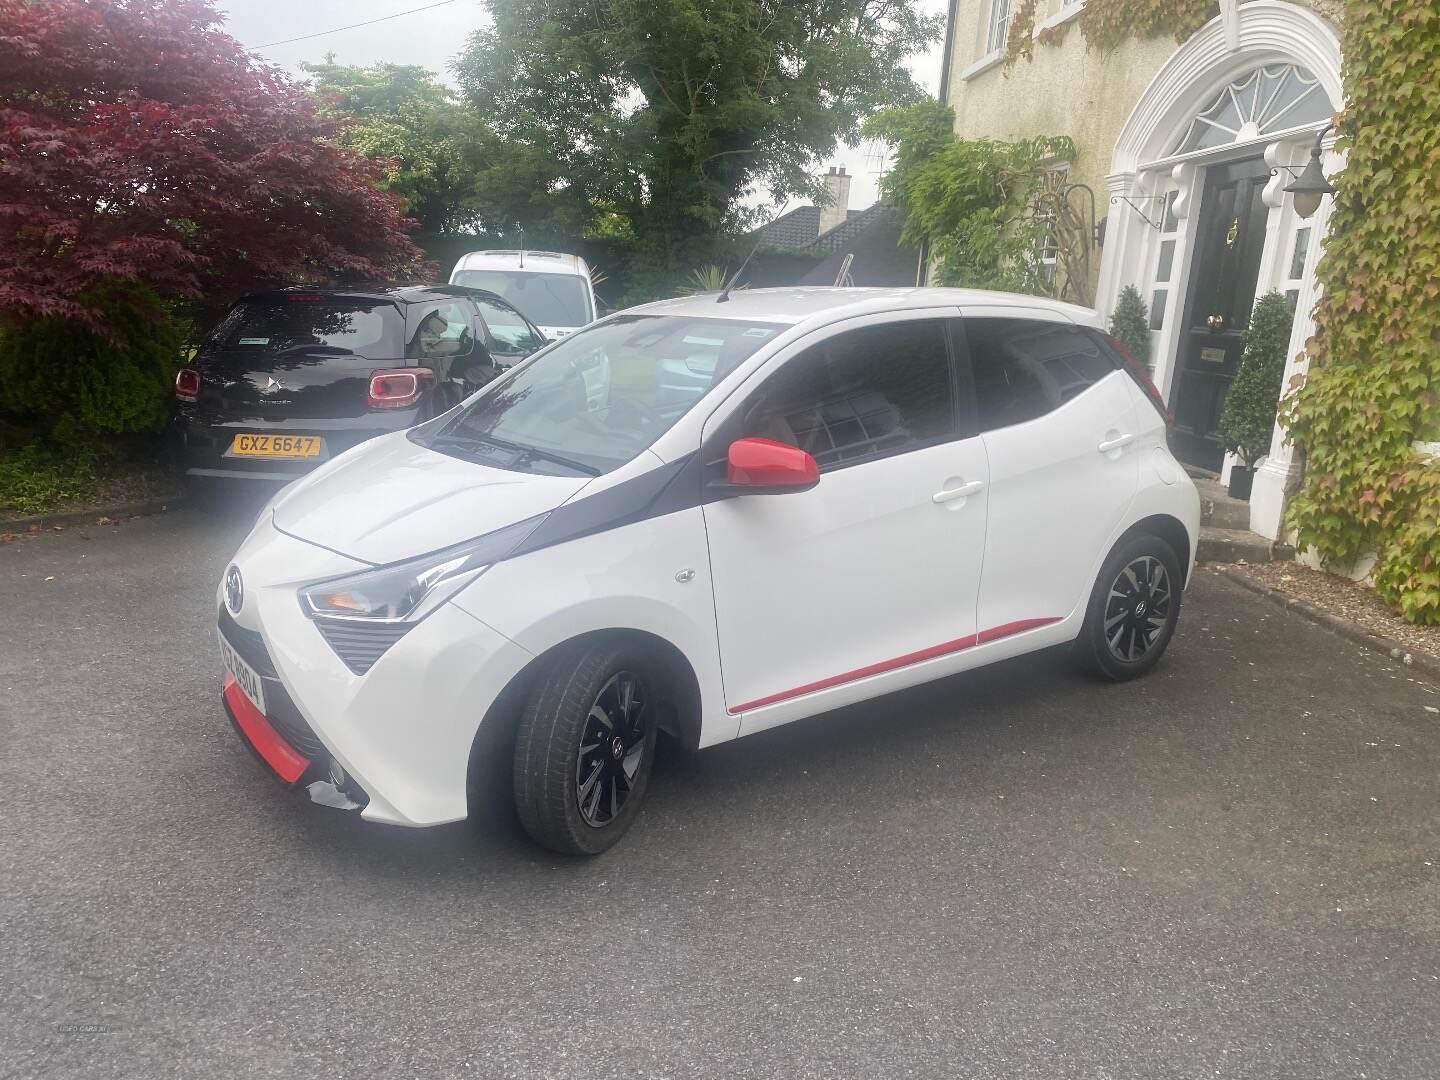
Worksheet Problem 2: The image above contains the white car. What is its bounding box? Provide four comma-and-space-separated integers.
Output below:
216, 287, 1199, 854
449, 249, 598, 340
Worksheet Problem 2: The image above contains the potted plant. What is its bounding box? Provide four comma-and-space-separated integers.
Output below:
1108, 285, 1151, 369
1217, 291, 1293, 499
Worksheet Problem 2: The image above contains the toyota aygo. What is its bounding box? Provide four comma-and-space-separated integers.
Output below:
217, 287, 1200, 854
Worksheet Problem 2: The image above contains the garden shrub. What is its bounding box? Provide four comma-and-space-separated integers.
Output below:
1218, 291, 1292, 465
0, 283, 183, 449
1107, 285, 1151, 369
0, 444, 98, 515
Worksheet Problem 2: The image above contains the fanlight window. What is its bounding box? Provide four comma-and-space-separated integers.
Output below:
1175, 65, 1332, 153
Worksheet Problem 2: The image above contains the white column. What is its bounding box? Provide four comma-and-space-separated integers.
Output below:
1249, 146, 1341, 540
1095, 171, 1138, 319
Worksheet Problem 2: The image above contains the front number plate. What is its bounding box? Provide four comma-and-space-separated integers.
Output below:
230, 434, 323, 458
220, 632, 267, 715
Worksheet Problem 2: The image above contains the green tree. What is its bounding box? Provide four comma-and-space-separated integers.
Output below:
862, 100, 1073, 293
1108, 285, 1151, 368
1217, 291, 1292, 464
305, 59, 496, 234
454, 0, 940, 300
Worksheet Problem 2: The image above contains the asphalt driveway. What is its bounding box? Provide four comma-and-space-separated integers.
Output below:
2, 509, 1438, 1079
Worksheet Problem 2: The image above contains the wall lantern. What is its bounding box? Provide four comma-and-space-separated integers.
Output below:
1281, 121, 1336, 220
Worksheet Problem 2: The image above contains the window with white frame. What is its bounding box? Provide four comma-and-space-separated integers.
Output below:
986, 0, 1012, 55
1147, 189, 1181, 339
1175, 65, 1332, 154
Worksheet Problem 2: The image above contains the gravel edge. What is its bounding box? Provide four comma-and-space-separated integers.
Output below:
1215, 564, 1440, 683
0, 497, 185, 533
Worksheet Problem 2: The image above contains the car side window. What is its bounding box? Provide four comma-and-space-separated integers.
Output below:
737, 320, 956, 472
475, 296, 545, 356
964, 318, 1116, 432
408, 302, 475, 361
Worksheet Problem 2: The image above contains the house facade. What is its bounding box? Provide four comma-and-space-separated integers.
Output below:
941, 0, 1344, 541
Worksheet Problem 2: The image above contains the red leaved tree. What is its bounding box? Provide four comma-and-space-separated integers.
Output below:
0, 0, 431, 329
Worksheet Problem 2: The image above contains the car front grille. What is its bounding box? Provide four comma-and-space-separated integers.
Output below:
218, 607, 276, 678
313, 618, 413, 675
217, 608, 326, 759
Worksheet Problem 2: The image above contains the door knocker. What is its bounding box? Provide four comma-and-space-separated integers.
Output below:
1224, 217, 1239, 248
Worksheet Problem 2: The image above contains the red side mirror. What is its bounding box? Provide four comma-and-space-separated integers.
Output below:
727, 437, 820, 490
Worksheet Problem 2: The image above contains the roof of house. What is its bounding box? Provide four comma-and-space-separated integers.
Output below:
753, 205, 823, 248
796, 205, 919, 287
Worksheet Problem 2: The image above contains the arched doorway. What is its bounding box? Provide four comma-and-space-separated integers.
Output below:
1095, 2, 1342, 476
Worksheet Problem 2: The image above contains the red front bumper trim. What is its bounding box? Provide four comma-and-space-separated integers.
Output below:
223, 674, 311, 783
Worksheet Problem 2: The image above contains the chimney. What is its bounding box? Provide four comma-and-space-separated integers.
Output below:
818, 165, 851, 236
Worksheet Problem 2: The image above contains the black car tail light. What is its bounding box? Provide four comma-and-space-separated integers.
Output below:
368, 367, 435, 410
1104, 333, 1173, 429
175, 367, 201, 402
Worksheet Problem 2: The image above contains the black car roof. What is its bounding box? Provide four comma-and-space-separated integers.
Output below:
238, 284, 510, 305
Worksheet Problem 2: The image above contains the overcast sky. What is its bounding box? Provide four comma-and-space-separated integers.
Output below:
219, 0, 948, 213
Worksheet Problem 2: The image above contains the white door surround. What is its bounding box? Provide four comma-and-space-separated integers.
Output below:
1094, 1, 1342, 540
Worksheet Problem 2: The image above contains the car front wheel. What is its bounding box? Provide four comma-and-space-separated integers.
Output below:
512, 642, 658, 855
1074, 533, 1184, 681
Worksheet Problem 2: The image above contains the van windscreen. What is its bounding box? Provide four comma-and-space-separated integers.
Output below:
451, 270, 591, 327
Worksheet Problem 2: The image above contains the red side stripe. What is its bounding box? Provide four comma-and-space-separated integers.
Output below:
976, 616, 1062, 644
223, 674, 311, 783
728, 616, 1062, 715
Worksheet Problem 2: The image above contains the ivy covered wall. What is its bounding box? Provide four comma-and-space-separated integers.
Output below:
1281, 0, 1440, 623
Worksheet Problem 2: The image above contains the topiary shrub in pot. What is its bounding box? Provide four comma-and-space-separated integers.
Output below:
1108, 285, 1151, 370
1217, 291, 1293, 499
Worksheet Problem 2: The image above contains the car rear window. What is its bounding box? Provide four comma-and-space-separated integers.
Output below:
206, 297, 404, 356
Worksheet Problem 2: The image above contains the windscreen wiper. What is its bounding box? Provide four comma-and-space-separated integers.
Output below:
276, 344, 355, 356
428, 432, 600, 477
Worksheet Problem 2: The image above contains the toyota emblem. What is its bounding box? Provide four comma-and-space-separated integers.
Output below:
224, 565, 244, 614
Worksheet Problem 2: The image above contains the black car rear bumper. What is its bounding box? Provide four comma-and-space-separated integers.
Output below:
170, 409, 420, 483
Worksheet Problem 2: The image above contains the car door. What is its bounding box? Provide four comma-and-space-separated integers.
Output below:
701, 312, 990, 734
959, 310, 1140, 637
472, 294, 547, 364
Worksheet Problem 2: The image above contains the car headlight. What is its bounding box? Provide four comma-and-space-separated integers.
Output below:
299, 514, 547, 624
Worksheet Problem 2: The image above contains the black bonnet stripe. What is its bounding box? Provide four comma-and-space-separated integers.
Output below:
511, 453, 704, 557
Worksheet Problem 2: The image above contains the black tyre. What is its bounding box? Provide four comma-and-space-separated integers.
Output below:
512, 642, 658, 855
1073, 532, 1183, 681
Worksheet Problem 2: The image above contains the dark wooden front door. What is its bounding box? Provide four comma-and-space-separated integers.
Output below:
1170, 157, 1272, 470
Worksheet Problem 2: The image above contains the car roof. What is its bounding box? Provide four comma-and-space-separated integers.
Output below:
627, 286, 1100, 328
237, 284, 512, 306
452, 250, 591, 276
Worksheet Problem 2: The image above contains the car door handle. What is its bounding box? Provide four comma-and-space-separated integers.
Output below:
1097, 434, 1135, 454
932, 481, 985, 504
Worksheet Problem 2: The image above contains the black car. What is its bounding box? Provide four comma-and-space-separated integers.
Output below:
170, 284, 547, 492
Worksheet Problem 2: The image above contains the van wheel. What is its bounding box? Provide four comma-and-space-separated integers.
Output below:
512, 642, 657, 855
1073, 533, 1183, 681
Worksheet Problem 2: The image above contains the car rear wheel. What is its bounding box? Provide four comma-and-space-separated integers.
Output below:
1073, 533, 1183, 681
512, 642, 657, 855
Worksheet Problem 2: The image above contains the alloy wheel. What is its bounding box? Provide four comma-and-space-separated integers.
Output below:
574, 671, 648, 828
1103, 555, 1173, 663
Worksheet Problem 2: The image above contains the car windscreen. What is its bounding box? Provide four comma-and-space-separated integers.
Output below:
205, 297, 404, 357
414, 314, 785, 476
450, 270, 591, 328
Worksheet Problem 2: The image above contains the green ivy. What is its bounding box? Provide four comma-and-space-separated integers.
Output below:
861, 100, 1074, 294
1218, 292, 1292, 464
1077, 0, 1217, 52
1281, 0, 1440, 624
1006, 0, 1216, 66
1108, 285, 1151, 368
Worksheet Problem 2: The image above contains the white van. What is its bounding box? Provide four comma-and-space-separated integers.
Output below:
449, 250, 598, 339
